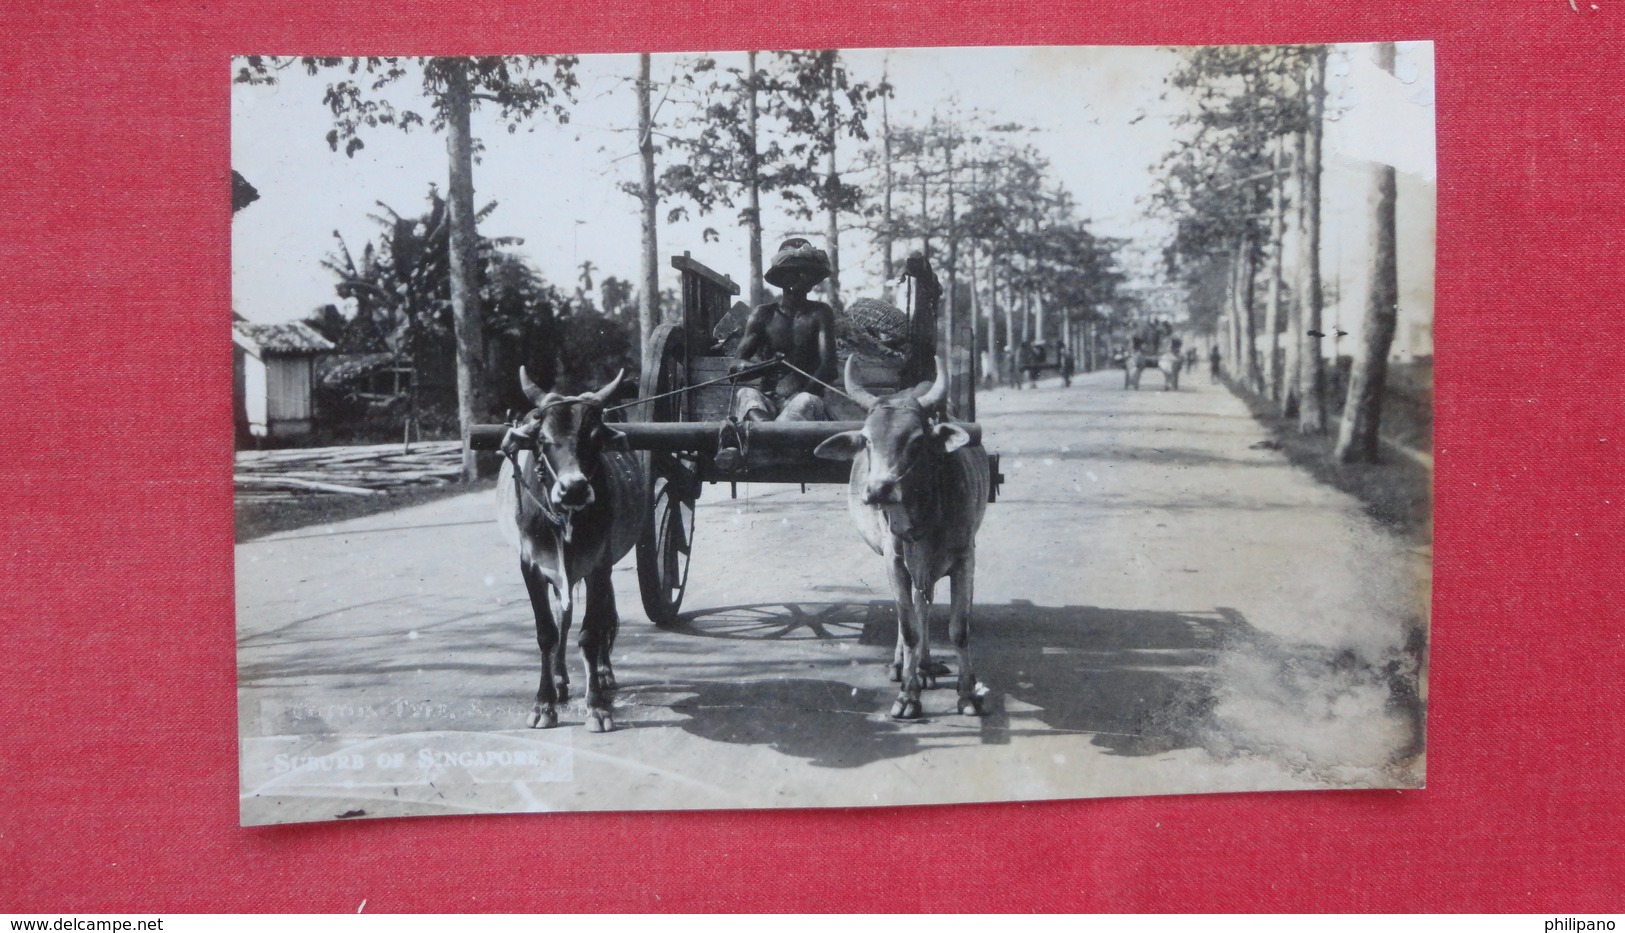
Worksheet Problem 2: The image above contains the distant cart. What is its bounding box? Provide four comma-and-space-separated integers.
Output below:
472, 252, 1003, 626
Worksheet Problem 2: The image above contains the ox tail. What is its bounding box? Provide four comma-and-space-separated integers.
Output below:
496, 454, 525, 549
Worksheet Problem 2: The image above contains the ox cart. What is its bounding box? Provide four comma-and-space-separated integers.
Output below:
1122, 350, 1183, 391
471, 251, 1003, 627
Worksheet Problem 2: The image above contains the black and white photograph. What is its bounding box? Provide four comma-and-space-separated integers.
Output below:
232, 44, 1434, 825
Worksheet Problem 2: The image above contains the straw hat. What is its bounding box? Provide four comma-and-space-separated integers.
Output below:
764, 238, 831, 290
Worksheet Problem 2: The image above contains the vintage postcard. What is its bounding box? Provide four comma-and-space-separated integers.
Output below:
232, 44, 1433, 825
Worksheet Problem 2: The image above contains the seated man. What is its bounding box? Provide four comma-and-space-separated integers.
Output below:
730, 238, 838, 423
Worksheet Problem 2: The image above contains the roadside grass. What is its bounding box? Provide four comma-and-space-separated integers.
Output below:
235, 478, 498, 543
1225, 375, 1433, 546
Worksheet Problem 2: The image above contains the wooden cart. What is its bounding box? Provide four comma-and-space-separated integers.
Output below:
473, 251, 1002, 626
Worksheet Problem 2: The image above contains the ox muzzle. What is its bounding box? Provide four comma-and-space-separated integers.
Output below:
550, 471, 596, 511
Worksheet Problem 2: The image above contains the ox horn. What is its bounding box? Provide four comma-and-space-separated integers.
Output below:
519, 366, 548, 407
844, 355, 880, 411
915, 356, 949, 410
586, 368, 627, 407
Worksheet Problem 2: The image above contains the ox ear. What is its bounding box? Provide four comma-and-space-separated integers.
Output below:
813, 430, 866, 461
932, 422, 972, 454
593, 422, 629, 451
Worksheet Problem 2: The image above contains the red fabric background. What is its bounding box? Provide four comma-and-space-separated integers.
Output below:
1, 0, 1620, 913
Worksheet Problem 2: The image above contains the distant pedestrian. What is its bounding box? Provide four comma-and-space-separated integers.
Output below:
1209, 345, 1222, 383
1061, 348, 1075, 387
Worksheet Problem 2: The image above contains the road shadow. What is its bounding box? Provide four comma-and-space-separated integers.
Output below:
664, 677, 932, 768
661, 599, 1232, 765
660, 599, 1424, 776
240, 593, 1423, 780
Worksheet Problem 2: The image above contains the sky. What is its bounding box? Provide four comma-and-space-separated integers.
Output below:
231, 44, 1434, 325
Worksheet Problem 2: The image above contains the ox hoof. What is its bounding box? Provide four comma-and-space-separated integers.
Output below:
957, 695, 985, 716
586, 710, 615, 733
890, 696, 923, 721
528, 706, 559, 729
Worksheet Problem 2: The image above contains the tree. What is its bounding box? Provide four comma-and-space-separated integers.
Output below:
321, 188, 524, 405
1297, 46, 1330, 434
1335, 43, 1401, 463
599, 275, 637, 328
1153, 45, 1326, 403
767, 50, 886, 309
659, 53, 786, 306
636, 54, 661, 348
235, 55, 579, 479
576, 259, 597, 303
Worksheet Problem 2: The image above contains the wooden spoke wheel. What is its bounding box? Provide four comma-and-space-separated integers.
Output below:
638, 322, 687, 423
636, 322, 697, 627
638, 457, 696, 627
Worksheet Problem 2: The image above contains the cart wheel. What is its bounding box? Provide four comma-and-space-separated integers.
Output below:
639, 322, 687, 423
638, 458, 695, 627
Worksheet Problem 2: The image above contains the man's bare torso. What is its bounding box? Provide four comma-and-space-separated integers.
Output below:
738, 298, 837, 399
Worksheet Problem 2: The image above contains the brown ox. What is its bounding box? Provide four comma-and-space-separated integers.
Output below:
814, 357, 991, 719
497, 368, 644, 732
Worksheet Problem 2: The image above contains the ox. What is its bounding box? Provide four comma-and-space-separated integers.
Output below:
814, 357, 991, 719
497, 368, 645, 732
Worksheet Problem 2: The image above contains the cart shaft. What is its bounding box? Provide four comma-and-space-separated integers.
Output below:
468, 421, 983, 455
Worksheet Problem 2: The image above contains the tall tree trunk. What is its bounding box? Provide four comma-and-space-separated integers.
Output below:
1004, 272, 1019, 388
981, 260, 994, 383
962, 240, 975, 391
1283, 125, 1307, 418
443, 61, 486, 482
637, 53, 661, 342
884, 62, 897, 286
1264, 136, 1287, 401
880, 63, 895, 284
944, 131, 958, 329
918, 169, 930, 257
1021, 282, 1032, 348
823, 68, 842, 309
1228, 236, 1246, 377
1030, 216, 1045, 343
747, 51, 765, 307
1336, 43, 1401, 462
1299, 46, 1329, 434
1243, 232, 1260, 391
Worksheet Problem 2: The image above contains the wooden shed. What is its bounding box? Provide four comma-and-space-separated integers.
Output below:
233, 320, 335, 441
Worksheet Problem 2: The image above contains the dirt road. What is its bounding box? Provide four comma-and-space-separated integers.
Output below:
236, 368, 1427, 825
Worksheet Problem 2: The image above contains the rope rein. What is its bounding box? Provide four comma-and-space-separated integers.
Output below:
603, 358, 781, 414
602, 353, 883, 416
